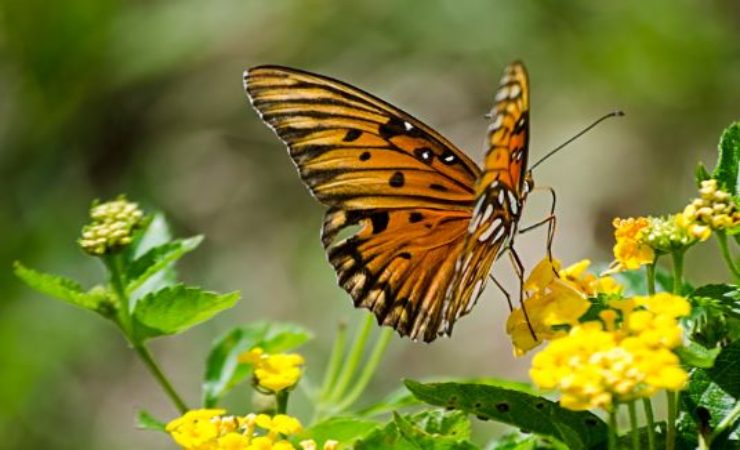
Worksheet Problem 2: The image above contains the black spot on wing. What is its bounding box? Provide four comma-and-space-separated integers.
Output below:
389, 171, 405, 188
429, 183, 448, 192
440, 150, 458, 165
370, 212, 389, 234
343, 129, 362, 142
414, 147, 434, 164
409, 212, 424, 223
359, 151, 371, 161
398, 252, 412, 259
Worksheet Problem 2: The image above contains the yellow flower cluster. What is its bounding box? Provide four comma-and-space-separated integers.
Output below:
166, 409, 337, 450
530, 293, 690, 411
507, 258, 620, 356
683, 179, 739, 233
239, 348, 305, 392
78, 196, 144, 255
610, 217, 655, 271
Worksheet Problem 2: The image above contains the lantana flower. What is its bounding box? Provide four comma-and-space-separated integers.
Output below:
239, 348, 305, 393
507, 258, 620, 356
529, 292, 690, 411
682, 179, 740, 233
166, 409, 336, 450
609, 217, 655, 271
78, 196, 145, 255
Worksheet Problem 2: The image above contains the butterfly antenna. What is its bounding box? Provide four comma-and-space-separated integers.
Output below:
529, 110, 624, 171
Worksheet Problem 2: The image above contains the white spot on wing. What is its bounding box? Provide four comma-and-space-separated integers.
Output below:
482, 204, 493, 222
509, 84, 522, 98
495, 87, 509, 101
404, 121, 413, 131
478, 218, 502, 242
488, 114, 503, 131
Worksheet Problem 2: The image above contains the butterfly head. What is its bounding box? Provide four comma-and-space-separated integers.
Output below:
523, 170, 535, 196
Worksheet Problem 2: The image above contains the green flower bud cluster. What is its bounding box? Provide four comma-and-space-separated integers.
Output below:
79, 196, 144, 256
642, 215, 701, 254
683, 179, 740, 231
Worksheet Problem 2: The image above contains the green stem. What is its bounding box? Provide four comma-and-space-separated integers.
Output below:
642, 398, 657, 450
276, 390, 289, 415
133, 343, 188, 413
708, 400, 740, 445
608, 407, 619, 450
671, 251, 684, 295
628, 401, 640, 450
328, 314, 374, 402
646, 263, 657, 296
666, 391, 677, 450
319, 321, 347, 401
105, 253, 188, 414
716, 231, 740, 281
335, 327, 393, 412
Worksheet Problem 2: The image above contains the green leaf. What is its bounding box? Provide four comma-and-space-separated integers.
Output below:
136, 410, 167, 432
202, 322, 312, 407
404, 381, 607, 450
14, 261, 107, 312
491, 433, 568, 450
686, 285, 740, 348
355, 410, 478, 450
713, 122, 740, 195
132, 284, 239, 340
393, 412, 478, 450
696, 161, 712, 187
298, 417, 380, 449
675, 341, 721, 369
681, 342, 740, 444
126, 236, 203, 294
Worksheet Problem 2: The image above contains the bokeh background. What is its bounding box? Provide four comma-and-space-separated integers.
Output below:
1, 0, 739, 448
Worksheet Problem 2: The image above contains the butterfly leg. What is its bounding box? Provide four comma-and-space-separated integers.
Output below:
519, 186, 558, 273
488, 274, 514, 312
507, 246, 537, 339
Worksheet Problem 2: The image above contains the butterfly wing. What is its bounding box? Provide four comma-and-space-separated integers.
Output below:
442, 62, 531, 334
244, 65, 481, 341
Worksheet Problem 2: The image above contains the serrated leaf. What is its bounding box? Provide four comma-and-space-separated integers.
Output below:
126, 236, 203, 294
713, 122, 740, 195
355, 410, 477, 450
136, 410, 166, 432
675, 341, 721, 369
681, 342, 740, 444
404, 381, 607, 450
202, 322, 311, 407
14, 262, 106, 311
132, 284, 239, 340
298, 417, 380, 449
393, 412, 478, 450
696, 162, 712, 187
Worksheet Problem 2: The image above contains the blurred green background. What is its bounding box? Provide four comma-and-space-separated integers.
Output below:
1, 0, 738, 448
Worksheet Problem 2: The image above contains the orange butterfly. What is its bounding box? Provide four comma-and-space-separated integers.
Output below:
244, 61, 548, 342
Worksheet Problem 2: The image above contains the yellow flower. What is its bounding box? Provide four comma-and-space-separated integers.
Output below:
78, 196, 145, 255
239, 348, 305, 393
529, 293, 690, 411
508, 258, 600, 356
610, 217, 655, 271
559, 259, 623, 297
299, 440, 339, 450
167, 410, 307, 450
684, 179, 740, 233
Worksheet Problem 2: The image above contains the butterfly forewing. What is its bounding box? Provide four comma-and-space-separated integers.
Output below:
442, 62, 531, 334
245, 65, 484, 341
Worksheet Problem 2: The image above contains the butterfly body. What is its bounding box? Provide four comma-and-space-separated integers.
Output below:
245, 62, 531, 342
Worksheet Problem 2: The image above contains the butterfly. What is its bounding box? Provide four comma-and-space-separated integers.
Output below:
244, 61, 544, 342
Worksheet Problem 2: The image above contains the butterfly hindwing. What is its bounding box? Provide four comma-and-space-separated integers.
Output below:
244, 65, 482, 341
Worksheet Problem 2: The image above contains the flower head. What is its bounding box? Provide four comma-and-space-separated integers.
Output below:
642, 214, 704, 253
239, 348, 305, 393
167, 410, 311, 450
682, 179, 740, 234
529, 293, 690, 411
610, 217, 655, 271
79, 196, 145, 255
507, 258, 618, 356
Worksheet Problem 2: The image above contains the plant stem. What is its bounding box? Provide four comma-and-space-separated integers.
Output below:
642, 398, 657, 450
328, 314, 374, 402
671, 251, 684, 295
646, 263, 657, 296
319, 321, 347, 402
105, 253, 188, 414
335, 327, 393, 412
133, 343, 188, 413
666, 391, 677, 450
608, 407, 619, 450
276, 390, 289, 415
628, 401, 640, 450
716, 231, 740, 281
